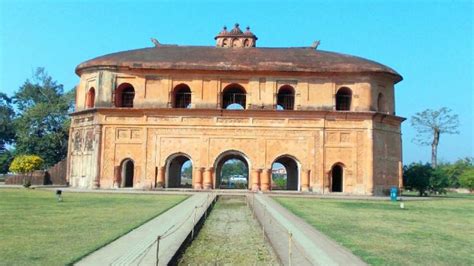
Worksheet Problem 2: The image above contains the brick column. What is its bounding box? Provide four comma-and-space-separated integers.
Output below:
301, 169, 311, 192
157, 166, 165, 188
251, 169, 261, 192
193, 167, 204, 190
260, 168, 272, 192
114, 166, 121, 188
203, 167, 214, 189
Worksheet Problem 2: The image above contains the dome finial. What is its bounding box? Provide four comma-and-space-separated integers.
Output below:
235, 23, 239, 28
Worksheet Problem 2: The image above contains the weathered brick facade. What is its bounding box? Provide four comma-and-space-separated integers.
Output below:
68, 25, 404, 195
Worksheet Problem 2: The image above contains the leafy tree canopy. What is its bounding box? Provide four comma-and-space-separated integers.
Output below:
13, 68, 75, 167
0, 93, 15, 152
221, 159, 247, 179
459, 168, 474, 192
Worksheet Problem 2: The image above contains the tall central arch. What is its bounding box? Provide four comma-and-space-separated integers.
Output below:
214, 150, 250, 189
165, 153, 193, 188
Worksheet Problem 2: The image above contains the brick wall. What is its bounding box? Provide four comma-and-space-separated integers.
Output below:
5, 159, 67, 186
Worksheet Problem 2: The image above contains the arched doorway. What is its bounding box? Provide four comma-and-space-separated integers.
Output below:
222, 84, 246, 110
331, 164, 343, 192
271, 156, 299, 190
214, 151, 249, 189
86, 87, 95, 108
121, 159, 134, 188
173, 84, 192, 108
336, 87, 352, 111
166, 154, 193, 188
115, 83, 135, 108
276, 85, 295, 110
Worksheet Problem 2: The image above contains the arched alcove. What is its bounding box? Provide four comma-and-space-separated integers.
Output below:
277, 85, 295, 110
173, 84, 192, 108
336, 87, 352, 111
222, 84, 246, 110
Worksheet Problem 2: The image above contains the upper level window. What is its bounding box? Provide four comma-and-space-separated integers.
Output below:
377, 93, 386, 113
173, 84, 192, 108
222, 84, 246, 110
277, 85, 295, 110
336, 87, 352, 111
85, 87, 95, 108
115, 83, 135, 108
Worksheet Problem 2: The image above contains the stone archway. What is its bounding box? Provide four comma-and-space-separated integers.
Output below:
166, 154, 193, 188
121, 159, 134, 188
331, 164, 343, 192
271, 156, 299, 191
214, 151, 250, 189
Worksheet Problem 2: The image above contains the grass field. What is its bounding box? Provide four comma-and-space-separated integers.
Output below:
0, 188, 187, 265
274, 195, 474, 265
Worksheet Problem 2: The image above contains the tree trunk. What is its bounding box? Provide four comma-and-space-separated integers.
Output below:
431, 129, 440, 168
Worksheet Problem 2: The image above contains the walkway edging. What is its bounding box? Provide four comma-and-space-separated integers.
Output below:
250, 194, 367, 266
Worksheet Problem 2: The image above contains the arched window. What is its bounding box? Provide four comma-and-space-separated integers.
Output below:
336, 87, 352, 111
173, 84, 192, 108
223, 38, 229, 47
232, 38, 239, 47
115, 83, 135, 108
377, 93, 386, 113
331, 164, 343, 192
85, 87, 95, 108
277, 85, 295, 110
222, 84, 246, 110
243, 39, 250, 47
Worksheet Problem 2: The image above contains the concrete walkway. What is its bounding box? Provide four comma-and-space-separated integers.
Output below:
76, 192, 215, 266
252, 194, 367, 266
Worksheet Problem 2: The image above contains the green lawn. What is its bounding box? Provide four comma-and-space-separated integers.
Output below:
274, 195, 474, 265
0, 188, 187, 265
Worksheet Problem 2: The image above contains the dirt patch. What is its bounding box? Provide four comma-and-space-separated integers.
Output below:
178, 196, 279, 265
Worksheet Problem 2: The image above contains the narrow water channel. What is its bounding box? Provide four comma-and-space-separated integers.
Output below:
177, 196, 278, 265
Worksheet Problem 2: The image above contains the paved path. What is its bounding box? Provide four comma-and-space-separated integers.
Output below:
76, 193, 215, 266
253, 194, 367, 266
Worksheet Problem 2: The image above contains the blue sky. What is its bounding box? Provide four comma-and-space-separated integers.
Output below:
0, 0, 472, 164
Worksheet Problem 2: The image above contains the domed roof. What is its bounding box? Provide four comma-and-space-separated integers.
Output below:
229, 23, 243, 34
76, 45, 402, 83
244, 26, 255, 36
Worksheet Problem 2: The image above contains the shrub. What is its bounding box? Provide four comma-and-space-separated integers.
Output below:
404, 163, 432, 196
9, 155, 44, 174
9, 155, 43, 187
429, 167, 449, 194
459, 168, 474, 192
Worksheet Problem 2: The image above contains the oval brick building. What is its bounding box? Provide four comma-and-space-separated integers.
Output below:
68, 24, 404, 195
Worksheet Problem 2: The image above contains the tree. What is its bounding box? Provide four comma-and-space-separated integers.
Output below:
459, 168, 474, 192
438, 157, 473, 187
9, 155, 44, 186
0, 150, 14, 174
429, 167, 449, 194
403, 163, 432, 196
13, 68, 75, 167
0, 93, 15, 152
411, 107, 459, 168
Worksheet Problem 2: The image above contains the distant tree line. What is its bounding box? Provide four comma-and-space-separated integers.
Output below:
406, 107, 473, 195
404, 158, 474, 196
0, 68, 74, 174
